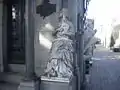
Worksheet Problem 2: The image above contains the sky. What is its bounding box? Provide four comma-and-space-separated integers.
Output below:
87, 0, 120, 29
86, 0, 120, 41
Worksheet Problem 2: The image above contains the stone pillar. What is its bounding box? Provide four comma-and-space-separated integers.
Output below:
68, 0, 77, 32
68, 0, 85, 90
18, 0, 40, 90
25, 0, 35, 80
0, 0, 3, 72
78, 0, 86, 90
68, 0, 78, 90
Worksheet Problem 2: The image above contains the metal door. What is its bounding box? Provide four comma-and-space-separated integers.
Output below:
6, 0, 25, 72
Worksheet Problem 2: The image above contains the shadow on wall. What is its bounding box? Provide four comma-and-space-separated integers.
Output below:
35, 12, 58, 76
35, 26, 54, 76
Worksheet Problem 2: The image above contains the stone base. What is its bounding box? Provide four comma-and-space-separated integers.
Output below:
40, 76, 76, 90
18, 79, 40, 90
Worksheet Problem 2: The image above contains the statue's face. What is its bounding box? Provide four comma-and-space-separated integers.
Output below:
58, 8, 69, 21
62, 22, 69, 31
56, 22, 70, 38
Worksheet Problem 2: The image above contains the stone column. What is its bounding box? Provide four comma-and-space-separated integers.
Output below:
0, 0, 3, 72
68, 0, 77, 32
77, 0, 86, 90
68, 0, 85, 90
18, 0, 40, 90
25, 0, 35, 80
68, 0, 80, 90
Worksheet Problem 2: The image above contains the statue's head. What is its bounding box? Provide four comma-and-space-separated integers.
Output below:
58, 8, 69, 21
55, 8, 74, 38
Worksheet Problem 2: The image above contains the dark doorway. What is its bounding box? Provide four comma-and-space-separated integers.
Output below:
7, 0, 25, 64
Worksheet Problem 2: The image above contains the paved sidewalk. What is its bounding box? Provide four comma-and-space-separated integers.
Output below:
87, 45, 120, 90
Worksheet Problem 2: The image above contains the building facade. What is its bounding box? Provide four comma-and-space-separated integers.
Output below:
0, 0, 89, 90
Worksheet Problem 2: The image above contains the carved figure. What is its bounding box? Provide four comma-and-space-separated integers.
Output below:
44, 9, 75, 78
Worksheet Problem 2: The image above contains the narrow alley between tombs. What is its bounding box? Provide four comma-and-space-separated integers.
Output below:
86, 45, 120, 90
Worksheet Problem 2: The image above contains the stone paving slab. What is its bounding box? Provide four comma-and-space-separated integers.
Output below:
0, 82, 18, 90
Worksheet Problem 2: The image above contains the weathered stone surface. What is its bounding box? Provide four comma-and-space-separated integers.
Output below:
0, 82, 18, 90
40, 76, 74, 90
18, 80, 39, 90
44, 9, 75, 78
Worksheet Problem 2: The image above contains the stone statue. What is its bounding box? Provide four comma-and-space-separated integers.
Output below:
44, 9, 75, 79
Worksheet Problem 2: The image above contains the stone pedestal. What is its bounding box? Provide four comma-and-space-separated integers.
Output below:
18, 80, 40, 90
40, 76, 76, 90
